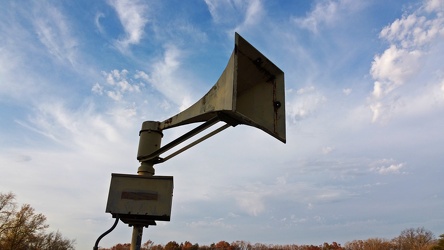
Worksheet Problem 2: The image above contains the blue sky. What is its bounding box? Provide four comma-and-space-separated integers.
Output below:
1, 0, 444, 249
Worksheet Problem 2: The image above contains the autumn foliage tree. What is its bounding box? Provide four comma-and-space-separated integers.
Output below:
392, 227, 435, 250
432, 234, 444, 250
102, 227, 442, 250
344, 227, 436, 250
344, 238, 394, 250
165, 241, 181, 250
0, 192, 75, 250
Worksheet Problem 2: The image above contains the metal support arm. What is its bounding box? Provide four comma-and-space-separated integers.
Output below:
137, 116, 232, 164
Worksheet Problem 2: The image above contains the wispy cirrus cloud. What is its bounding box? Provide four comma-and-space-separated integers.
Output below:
135, 44, 196, 111
0, 2, 79, 101
204, 0, 245, 24
18, 101, 128, 149
94, 12, 106, 34
293, 0, 365, 33
107, 0, 149, 51
33, 3, 78, 66
237, 0, 264, 30
204, 0, 264, 33
293, 0, 339, 33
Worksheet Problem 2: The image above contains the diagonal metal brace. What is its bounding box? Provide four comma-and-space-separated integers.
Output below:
137, 116, 232, 164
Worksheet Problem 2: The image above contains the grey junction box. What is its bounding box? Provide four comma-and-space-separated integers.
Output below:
106, 173, 173, 225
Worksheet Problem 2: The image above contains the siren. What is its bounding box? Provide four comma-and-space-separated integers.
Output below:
137, 33, 286, 164
102, 33, 286, 246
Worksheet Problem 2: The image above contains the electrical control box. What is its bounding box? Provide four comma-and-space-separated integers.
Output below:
106, 173, 173, 225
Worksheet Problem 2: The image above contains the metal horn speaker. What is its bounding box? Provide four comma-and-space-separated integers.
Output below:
137, 33, 285, 164
160, 33, 285, 142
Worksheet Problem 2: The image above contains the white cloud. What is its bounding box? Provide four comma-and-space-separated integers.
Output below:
106, 91, 123, 102
370, 159, 405, 175
441, 79, 444, 92
343, 88, 352, 96
204, 0, 264, 33
375, 163, 405, 175
293, 0, 364, 33
294, 0, 339, 33
0, 2, 101, 105
203, 0, 225, 24
136, 45, 194, 111
424, 0, 444, 12
205, 0, 246, 24
92, 83, 104, 95
322, 146, 334, 154
91, 45, 199, 118
235, 191, 266, 216
370, 46, 422, 98
369, 102, 383, 123
21, 102, 124, 148
187, 218, 234, 229
369, 1, 444, 122
287, 86, 326, 122
108, 0, 149, 50
94, 12, 105, 34
93, 69, 143, 102
242, 0, 263, 27
32, 4, 78, 66
380, 8, 444, 49
297, 85, 316, 95
105, 69, 141, 92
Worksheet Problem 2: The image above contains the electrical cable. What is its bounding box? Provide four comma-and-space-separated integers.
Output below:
93, 216, 119, 250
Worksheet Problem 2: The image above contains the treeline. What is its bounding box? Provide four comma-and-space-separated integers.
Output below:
102, 227, 444, 250
2, 191, 443, 250
0, 192, 75, 250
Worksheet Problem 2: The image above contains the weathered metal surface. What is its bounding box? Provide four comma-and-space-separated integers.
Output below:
156, 32, 286, 143
106, 174, 173, 223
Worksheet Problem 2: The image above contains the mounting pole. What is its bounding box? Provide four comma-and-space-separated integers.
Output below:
130, 225, 144, 250
131, 121, 163, 250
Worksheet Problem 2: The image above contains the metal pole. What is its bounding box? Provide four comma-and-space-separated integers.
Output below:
130, 225, 144, 250
131, 121, 163, 250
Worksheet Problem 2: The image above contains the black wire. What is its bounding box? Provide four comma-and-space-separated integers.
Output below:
93, 216, 119, 250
